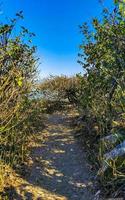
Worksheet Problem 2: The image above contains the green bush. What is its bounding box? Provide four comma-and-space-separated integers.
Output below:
0, 12, 38, 191
76, 1, 125, 197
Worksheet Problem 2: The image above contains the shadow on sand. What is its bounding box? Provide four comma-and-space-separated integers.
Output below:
4, 114, 93, 200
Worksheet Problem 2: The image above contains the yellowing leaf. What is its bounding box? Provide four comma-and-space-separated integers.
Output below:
16, 77, 23, 87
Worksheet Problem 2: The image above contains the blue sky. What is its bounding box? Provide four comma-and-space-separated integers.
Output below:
1, 0, 113, 78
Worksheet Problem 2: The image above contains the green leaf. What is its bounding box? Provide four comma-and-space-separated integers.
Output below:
114, 0, 119, 4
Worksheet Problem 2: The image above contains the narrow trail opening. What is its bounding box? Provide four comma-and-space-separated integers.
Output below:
8, 112, 94, 200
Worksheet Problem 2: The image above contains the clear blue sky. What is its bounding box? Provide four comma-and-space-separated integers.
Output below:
1, 0, 113, 78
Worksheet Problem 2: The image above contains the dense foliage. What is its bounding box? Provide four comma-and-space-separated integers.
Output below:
38, 75, 83, 112
0, 12, 38, 192
76, 1, 125, 197
39, 75, 80, 103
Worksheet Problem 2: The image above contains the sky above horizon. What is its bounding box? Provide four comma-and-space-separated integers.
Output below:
1, 0, 113, 78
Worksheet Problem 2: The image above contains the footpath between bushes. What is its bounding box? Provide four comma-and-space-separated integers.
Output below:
1, 111, 94, 200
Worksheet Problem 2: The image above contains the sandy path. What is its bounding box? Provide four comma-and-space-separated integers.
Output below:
5, 112, 94, 200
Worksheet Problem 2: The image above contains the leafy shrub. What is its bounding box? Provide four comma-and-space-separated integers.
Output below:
38, 75, 85, 113
76, 1, 125, 197
0, 12, 38, 192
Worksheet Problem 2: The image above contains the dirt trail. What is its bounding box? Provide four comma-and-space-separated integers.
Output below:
7, 112, 94, 200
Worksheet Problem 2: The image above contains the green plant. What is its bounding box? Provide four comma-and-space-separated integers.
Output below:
0, 12, 38, 192
77, 1, 125, 197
